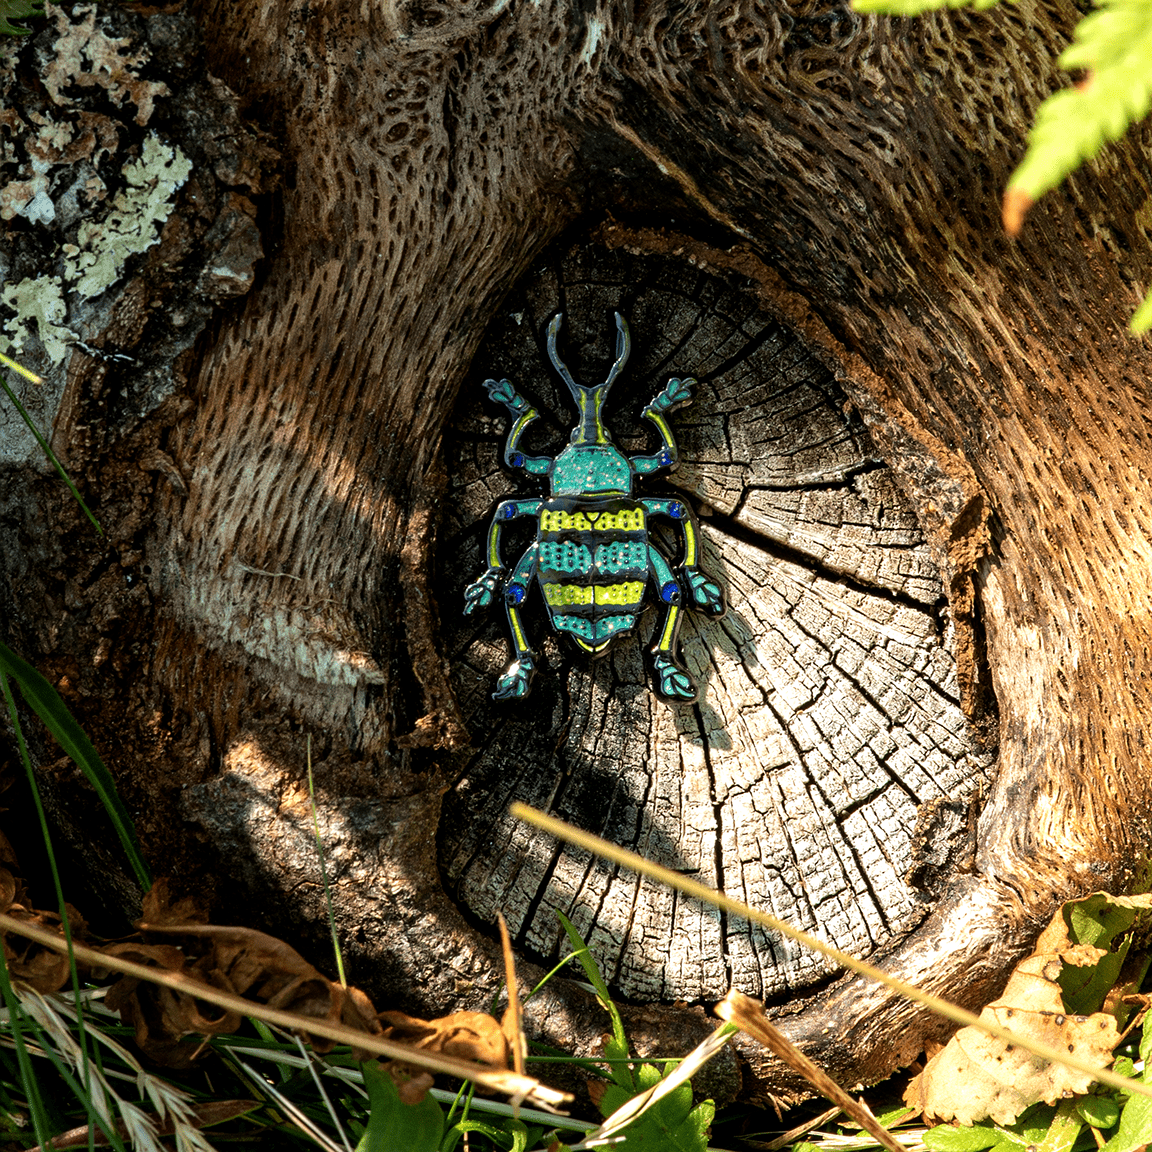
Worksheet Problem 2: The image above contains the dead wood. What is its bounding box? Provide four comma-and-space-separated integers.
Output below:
3, 0, 1152, 1107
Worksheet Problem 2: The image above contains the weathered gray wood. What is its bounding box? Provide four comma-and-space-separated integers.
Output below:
438, 238, 993, 1002
6, 0, 1152, 1107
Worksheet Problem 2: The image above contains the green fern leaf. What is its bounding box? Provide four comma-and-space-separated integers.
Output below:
852, 0, 1001, 17
1008, 0, 1152, 202
1130, 287, 1152, 333
0, 0, 43, 35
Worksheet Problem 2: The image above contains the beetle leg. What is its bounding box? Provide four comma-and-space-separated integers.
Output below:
494, 542, 539, 701
646, 542, 697, 704
464, 499, 542, 614
483, 378, 552, 476
640, 497, 726, 617
631, 377, 695, 476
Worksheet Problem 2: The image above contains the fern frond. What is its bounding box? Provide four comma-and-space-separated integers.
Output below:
1007, 0, 1152, 205
1130, 286, 1152, 333
852, 0, 1000, 17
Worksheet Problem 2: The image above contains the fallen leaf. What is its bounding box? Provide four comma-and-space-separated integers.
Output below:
379, 1009, 511, 1068
907, 956, 1120, 1124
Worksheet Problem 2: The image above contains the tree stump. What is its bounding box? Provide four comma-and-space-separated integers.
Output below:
438, 234, 993, 1004
5, 0, 1152, 1110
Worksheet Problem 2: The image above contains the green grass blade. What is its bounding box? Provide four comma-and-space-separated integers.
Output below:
0, 642, 150, 889
554, 911, 626, 1051
0, 951, 53, 1149
554, 910, 633, 1091
0, 667, 108, 1147
0, 370, 102, 536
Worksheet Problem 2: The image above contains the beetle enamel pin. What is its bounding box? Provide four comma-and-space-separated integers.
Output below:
464, 312, 726, 703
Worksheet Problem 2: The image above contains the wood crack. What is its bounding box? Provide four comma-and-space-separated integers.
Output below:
700, 498, 945, 614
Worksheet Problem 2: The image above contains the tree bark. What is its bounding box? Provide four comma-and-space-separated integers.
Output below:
4, 0, 1152, 1107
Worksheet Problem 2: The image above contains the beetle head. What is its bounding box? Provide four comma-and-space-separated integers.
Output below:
547, 312, 630, 446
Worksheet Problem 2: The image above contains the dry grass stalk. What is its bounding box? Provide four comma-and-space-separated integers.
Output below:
716, 991, 904, 1152
0, 912, 571, 1111
510, 803, 1152, 1103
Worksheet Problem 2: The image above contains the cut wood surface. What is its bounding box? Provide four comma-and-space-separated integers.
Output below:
4, 0, 1152, 1107
438, 238, 993, 1002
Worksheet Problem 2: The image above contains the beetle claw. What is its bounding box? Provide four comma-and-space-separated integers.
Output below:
494, 654, 536, 700
484, 377, 530, 414
652, 652, 697, 704
685, 569, 726, 617
464, 569, 503, 613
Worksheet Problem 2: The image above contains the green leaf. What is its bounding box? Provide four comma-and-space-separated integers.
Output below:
357, 1062, 444, 1152
1032, 1099, 1083, 1152
1100, 1094, 1152, 1152
0, 643, 150, 890
0, 0, 42, 35
1129, 287, 1152, 334
1078, 1095, 1122, 1129
1138, 1008, 1152, 1070
923, 1123, 1003, 1151
597, 1064, 711, 1151
1113, 1055, 1137, 1080
1059, 936, 1128, 1015
1066, 894, 1140, 949
1008, 0, 1152, 202
1099, 1034, 1152, 1152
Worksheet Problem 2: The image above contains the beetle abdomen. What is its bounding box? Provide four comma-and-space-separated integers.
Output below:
537, 498, 650, 654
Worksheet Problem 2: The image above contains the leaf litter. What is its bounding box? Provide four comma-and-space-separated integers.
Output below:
8, 792, 1152, 1151
907, 892, 1152, 1126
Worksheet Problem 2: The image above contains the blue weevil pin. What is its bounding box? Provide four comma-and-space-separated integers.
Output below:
464, 312, 726, 703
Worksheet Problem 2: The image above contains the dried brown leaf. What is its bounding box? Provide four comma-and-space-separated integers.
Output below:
132, 918, 381, 1058
387, 1065, 436, 1105
2, 901, 89, 994
379, 1009, 512, 1068
906, 951, 1121, 1124
102, 941, 243, 1066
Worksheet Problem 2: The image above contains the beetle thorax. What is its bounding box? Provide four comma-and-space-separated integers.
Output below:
551, 442, 632, 496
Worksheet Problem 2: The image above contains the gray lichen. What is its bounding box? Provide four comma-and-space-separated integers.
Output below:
61, 133, 192, 299
0, 274, 76, 363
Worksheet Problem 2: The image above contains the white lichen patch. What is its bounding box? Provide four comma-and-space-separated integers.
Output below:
61, 133, 192, 299
0, 276, 78, 364
43, 2, 169, 126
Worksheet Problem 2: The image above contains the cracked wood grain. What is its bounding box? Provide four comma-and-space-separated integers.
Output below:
437, 237, 993, 1002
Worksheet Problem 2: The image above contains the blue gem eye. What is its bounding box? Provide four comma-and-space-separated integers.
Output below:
658, 450, 672, 466
661, 582, 679, 603
501, 504, 516, 519
507, 585, 525, 604
509, 451, 525, 468
669, 501, 686, 519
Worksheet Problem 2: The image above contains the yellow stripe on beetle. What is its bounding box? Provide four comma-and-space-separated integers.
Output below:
540, 508, 645, 532
595, 582, 645, 606
543, 582, 646, 607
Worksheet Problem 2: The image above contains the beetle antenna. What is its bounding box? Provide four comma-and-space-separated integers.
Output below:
604, 312, 631, 390
546, 313, 581, 400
